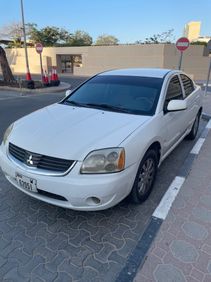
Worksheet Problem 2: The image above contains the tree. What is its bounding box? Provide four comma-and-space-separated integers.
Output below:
29, 25, 71, 47
0, 46, 15, 82
136, 29, 174, 44
68, 30, 92, 46
0, 22, 35, 48
95, 34, 119, 46
191, 41, 207, 46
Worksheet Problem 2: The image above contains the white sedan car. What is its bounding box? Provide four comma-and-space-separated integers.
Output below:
0, 68, 202, 211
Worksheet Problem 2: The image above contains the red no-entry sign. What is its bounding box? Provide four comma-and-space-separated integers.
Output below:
176, 37, 190, 70
35, 43, 43, 54
176, 37, 190, 52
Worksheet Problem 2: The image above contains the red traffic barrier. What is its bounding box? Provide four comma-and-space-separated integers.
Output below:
26, 72, 32, 81
44, 70, 49, 85
51, 67, 56, 81
50, 67, 60, 86
54, 68, 59, 81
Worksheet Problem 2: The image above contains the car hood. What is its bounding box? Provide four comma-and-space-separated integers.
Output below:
9, 103, 150, 161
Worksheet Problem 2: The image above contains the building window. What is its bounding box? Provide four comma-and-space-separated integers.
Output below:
73, 55, 82, 67
60, 55, 82, 73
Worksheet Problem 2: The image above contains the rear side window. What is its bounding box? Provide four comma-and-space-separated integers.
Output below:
180, 74, 195, 97
166, 75, 183, 101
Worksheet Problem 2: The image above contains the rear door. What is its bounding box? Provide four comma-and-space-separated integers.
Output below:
180, 74, 200, 131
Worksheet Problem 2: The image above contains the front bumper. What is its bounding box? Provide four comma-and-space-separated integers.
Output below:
0, 144, 137, 211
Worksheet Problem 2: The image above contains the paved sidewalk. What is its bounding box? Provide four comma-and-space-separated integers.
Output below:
134, 93, 211, 282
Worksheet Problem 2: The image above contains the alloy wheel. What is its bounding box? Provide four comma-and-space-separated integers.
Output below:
137, 157, 155, 196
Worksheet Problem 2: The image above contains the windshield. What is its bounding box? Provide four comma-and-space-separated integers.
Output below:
63, 75, 163, 116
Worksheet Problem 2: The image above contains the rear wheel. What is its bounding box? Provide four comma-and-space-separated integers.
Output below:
186, 112, 200, 140
129, 149, 158, 204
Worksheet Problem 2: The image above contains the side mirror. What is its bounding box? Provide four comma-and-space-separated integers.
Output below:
167, 99, 187, 112
65, 89, 72, 97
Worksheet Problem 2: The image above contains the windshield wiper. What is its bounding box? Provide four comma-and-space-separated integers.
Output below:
84, 103, 131, 113
64, 101, 131, 113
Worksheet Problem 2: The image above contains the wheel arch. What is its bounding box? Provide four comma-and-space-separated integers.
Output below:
129, 140, 161, 204
146, 141, 161, 164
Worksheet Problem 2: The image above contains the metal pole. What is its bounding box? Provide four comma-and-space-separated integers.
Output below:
178, 51, 183, 70
20, 0, 31, 80
205, 57, 211, 95
39, 53, 44, 83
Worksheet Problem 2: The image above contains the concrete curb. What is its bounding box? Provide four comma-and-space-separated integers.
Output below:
116, 114, 211, 282
0, 82, 70, 95
202, 112, 211, 121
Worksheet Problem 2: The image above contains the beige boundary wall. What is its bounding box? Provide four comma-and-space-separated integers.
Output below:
4, 44, 210, 80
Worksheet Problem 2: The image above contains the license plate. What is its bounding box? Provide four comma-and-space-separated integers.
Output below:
16, 173, 38, 193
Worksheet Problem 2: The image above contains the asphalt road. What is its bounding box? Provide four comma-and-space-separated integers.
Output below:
0, 77, 207, 281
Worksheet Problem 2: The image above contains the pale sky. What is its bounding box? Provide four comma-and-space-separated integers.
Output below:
0, 0, 210, 43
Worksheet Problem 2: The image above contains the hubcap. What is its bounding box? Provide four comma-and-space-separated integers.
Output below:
137, 158, 155, 196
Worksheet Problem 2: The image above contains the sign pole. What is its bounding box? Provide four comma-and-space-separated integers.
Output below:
205, 57, 211, 95
35, 43, 44, 83
205, 40, 211, 95
20, 0, 31, 81
178, 51, 183, 70
39, 53, 44, 83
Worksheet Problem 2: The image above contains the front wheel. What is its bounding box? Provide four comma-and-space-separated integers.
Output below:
186, 113, 200, 140
129, 150, 158, 204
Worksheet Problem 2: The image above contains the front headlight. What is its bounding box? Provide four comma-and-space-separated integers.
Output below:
81, 148, 125, 174
2, 123, 14, 145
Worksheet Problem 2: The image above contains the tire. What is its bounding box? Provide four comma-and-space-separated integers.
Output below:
129, 149, 158, 204
186, 112, 200, 140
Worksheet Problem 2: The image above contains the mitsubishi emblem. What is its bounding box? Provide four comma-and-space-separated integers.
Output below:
26, 155, 34, 166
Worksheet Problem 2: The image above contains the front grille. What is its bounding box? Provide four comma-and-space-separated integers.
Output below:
9, 143, 74, 173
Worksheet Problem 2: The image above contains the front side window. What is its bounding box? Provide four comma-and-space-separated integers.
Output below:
63, 75, 164, 116
180, 74, 195, 97
165, 75, 183, 101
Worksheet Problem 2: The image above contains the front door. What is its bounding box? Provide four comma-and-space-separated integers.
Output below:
161, 75, 186, 154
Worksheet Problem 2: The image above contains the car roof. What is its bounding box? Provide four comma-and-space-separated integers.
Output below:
99, 68, 173, 78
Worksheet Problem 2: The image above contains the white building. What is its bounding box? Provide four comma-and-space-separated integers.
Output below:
184, 21, 211, 43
